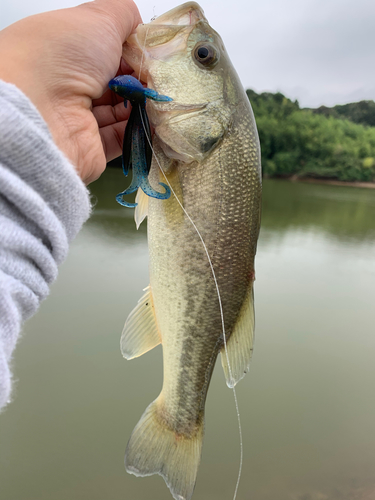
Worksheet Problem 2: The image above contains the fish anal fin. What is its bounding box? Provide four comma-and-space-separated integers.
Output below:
121, 285, 161, 360
134, 188, 149, 229
221, 286, 255, 388
125, 397, 204, 500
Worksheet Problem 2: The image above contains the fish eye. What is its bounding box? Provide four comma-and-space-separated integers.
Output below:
193, 43, 219, 68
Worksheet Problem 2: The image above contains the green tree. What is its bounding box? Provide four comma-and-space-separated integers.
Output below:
247, 90, 375, 182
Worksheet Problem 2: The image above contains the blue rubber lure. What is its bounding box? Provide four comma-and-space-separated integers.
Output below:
108, 75, 173, 208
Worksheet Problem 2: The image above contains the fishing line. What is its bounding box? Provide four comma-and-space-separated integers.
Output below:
137, 25, 150, 82
139, 106, 243, 500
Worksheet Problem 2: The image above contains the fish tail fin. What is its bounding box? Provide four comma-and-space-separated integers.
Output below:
125, 397, 204, 500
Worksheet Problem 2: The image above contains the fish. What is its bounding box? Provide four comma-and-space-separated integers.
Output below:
119, 2, 262, 499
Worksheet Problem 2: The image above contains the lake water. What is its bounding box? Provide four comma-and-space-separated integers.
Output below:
1, 169, 375, 500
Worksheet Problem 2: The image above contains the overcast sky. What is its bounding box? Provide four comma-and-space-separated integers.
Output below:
1, 0, 374, 107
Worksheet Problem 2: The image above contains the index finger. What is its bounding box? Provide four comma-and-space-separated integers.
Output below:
93, 59, 135, 107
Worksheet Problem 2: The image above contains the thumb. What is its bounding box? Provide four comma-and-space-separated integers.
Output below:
88, 0, 142, 42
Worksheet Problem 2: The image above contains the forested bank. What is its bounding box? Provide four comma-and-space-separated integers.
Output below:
108, 90, 375, 184
247, 90, 375, 182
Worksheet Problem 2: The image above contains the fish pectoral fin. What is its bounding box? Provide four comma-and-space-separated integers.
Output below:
121, 285, 161, 359
134, 188, 149, 229
221, 285, 255, 388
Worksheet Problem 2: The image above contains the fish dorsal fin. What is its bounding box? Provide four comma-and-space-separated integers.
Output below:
221, 286, 255, 388
121, 285, 161, 359
134, 188, 149, 229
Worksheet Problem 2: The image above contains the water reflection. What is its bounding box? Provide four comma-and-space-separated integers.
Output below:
262, 179, 375, 244
0, 169, 375, 500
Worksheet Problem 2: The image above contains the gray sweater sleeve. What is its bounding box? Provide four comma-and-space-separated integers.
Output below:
0, 81, 91, 411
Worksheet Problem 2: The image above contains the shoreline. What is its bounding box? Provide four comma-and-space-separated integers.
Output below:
274, 176, 375, 189
107, 161, 375, 190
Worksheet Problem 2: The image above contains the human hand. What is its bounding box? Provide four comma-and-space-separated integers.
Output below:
0, 0, 142, 184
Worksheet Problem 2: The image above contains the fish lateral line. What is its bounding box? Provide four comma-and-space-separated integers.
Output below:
108, 75, 173, 207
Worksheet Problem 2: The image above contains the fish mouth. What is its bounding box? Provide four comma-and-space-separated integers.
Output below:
122, 2, 206, 83
147, 101, 207, 113
147, 1, 207, 26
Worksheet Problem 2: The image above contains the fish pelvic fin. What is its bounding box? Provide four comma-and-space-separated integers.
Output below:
134, 188, 149, 229
221, 285, 255, 388
125, 398, 204, 500
120, 285, 161, 359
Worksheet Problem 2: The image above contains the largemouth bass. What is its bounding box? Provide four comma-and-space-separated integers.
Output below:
120, 3, 262, 499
